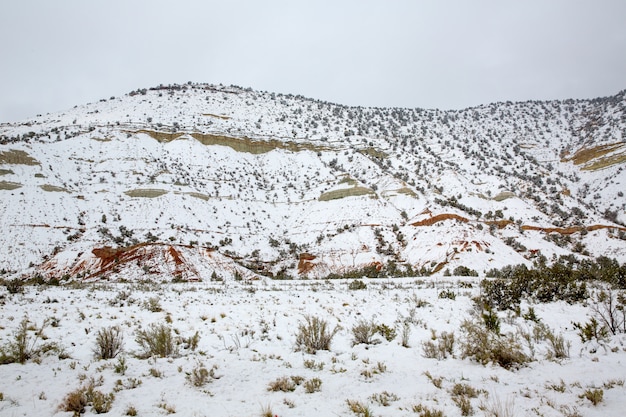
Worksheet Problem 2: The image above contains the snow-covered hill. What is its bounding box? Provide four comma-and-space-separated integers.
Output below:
1, 83, 625, 281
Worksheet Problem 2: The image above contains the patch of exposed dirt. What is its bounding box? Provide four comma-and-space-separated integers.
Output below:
298, 253, 317, 274
202, 113, 231, 120
562, 142, 624, 165
319, 186, 376, 201
561, 141, 626, 170
0, 149, 40, 165
124, 188, 169, 198
485, 220, 513, 229
134, 129, 331, 154
521, 224, 626, 234
411, 213, 470, 226
36, 243, 261, 282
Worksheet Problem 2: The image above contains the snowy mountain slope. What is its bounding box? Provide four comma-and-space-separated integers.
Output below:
0, 83, 625, 280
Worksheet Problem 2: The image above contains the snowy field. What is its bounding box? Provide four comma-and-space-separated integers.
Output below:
0, 277, 625, 417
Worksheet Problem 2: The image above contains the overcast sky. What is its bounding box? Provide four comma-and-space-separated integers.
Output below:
1, 0, 625, 122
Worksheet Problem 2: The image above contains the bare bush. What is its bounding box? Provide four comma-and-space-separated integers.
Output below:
590, 289, 626, 335
93, 326, 124, 360
351, 319, 380, 346
295, 315, 340, 354
135, 323, 178, 358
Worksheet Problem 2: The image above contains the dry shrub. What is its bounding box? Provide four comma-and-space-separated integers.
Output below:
93, 325, 124, 360
295, 315, 340, 354
351, 319, 380, 346
459, 320, 529, 370
304, 377, 322, 393
422, 331, 455, 359
135, 323, 178, 358
267, 376, 296, 392
60, 389, 87, 416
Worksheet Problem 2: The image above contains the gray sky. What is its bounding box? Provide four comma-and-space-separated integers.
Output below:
1, 0, 625, 122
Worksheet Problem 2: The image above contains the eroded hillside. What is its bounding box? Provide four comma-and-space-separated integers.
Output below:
0, 84, 625, 281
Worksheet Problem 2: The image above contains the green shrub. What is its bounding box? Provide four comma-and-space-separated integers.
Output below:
438, 289, 456, 300
3, 278, 25, 294
348, 279, 367, 290
376, 323, 397, 342
572, 317, 609, 343
453, 266, 478, 277
481, 309, 501, 334
114, 356, 128, 375
295, 315, 340, 354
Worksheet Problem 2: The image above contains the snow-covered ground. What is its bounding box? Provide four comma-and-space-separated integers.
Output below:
1, 277, 624, 416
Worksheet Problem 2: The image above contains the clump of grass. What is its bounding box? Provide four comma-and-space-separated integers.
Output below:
294, 315, 340, 354
93, 325, 124, 360
479, 395, 515, 417
114, 356, 128, 375
143, 297, 163, 312
545, 329, 571, 360
603, 378, 624, 389
369, 391, 399, 406
90, 390, 115, 414
546, 379, 567, 393
157, 400, 176, 414
412, 404, 444, 417
59, 389, 87, 416
59, 378, 115, 416
580, 388, 603, 406
260, 403, 274, 417
267, 376, 297, 392
186, 362, 219, 387
450, 383, 481, 416
423, 371, 444, 389
348, 279, 367, 290
346, 399, 374, 417
422, 330, 455, 359
450, 383, 480, 398
303, 359, 324, 370
304, 377, 322, 393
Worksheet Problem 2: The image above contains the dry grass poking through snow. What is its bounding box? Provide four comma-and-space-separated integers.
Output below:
0, 277, 625, 416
